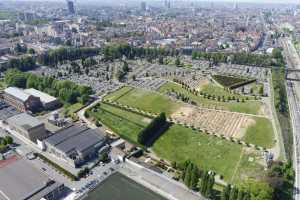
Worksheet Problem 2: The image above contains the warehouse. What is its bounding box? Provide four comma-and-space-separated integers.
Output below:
3, 87, 43, 112
24, 88, 60, 110
0, 156, 65, 200
44, 124, 107, 168
3, 87, 60, 112
6, 113, 47, 143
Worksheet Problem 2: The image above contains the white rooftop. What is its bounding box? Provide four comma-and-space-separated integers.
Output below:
24, 88, 57, 104
4, 87, 30, 102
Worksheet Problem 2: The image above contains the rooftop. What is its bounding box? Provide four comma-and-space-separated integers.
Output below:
0, 156, 51, 200
6, 113, 43, 130
45, 125, 106, 154
24, 88, 57, 103
4, 87, 30, 102
0, 100, 20, 121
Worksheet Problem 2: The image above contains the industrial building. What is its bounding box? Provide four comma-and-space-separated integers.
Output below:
6, 113, 48, 143
44, 125, 107, 168
24, 88, 60, 110
3, 87, 59, 112
3, 87, 43, 112
0, 156, 65, 200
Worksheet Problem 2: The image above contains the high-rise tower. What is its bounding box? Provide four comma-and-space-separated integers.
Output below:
66, 0, 75, 15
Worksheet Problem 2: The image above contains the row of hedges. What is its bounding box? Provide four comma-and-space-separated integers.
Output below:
137, 112, 169, 146
212, 75, 256, 89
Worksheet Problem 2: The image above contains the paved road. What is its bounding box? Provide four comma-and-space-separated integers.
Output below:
281, 38, 300, 200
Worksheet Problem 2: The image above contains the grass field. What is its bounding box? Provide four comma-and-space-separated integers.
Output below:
104, 87, 134, 101
88, 101, 265, 183
64, 103, 84, 116
88, 103, 150, 144
244, 117, 275, 148
230, 151, 266, 184
85, 172, 167, 200
106, 86, 182, 115
212, 75, 254, 89
152, 124, 263, 183
201, 83, 254, 100
158, 82, 262, 115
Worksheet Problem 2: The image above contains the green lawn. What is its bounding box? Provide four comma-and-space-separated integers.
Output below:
112, 87, 182, 115
201, 83, 254, 100
88, 102, 265, 183
104, 87, 134, 101
88, 103, 150, 144
64, 103, 84, 116
158, 82, 262, 115
152, 124, 263, 182
243, 117, 275, 149
212, 75, 254, 89
230, 151, 266, 185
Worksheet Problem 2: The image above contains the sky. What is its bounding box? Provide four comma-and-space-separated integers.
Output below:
12, 0, 300, 4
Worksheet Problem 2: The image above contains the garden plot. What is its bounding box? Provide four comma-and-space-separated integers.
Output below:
171, 105, 253, 139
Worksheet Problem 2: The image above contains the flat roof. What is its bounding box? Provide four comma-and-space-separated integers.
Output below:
45, 125, 106, 154
0, 157, 49, 200
24, 88, 57, 104
7, 113, 43, 130
4, 87, 30, 102
0, 100, 20, 121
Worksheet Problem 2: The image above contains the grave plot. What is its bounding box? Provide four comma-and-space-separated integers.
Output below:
171, 105, 253, 139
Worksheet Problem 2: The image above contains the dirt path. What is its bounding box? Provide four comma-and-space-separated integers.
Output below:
230, 148, 244, 183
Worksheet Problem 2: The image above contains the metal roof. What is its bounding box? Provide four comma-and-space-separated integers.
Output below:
7, 113, 43, 130
24, 88, 57, 104
45, 125, 106, 154
4, 87, 30, 102
0, 157, 49, 200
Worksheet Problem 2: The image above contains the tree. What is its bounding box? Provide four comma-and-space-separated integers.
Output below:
259, 86, 264, 96
28, 48, 35, 54
175, 57, 181, 67
137, 112, 168, 146
184, 163, 193, 188
190, 164, 199, 190
206, 173, 215, 198
221, 184, 231, 200
122, 61, 129, 72
4, 136, 13, 145
0, 138, 7, 146
99, 152, 109, 162
159, 56, 164, 64
240, 180, 273, 200
229, 186, 238, 200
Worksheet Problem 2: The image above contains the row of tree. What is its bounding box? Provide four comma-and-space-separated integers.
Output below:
137, 112, 168, 146
271, 48, 293, 160
36, 47, 100, 66
191, 51, 274, 67
4, 69, 93, 105
103, 43, 179, 61
1, 56, 36, 72
172, 160, 216, 198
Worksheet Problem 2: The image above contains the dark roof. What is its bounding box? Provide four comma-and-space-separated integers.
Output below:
45, 125, 106, 154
